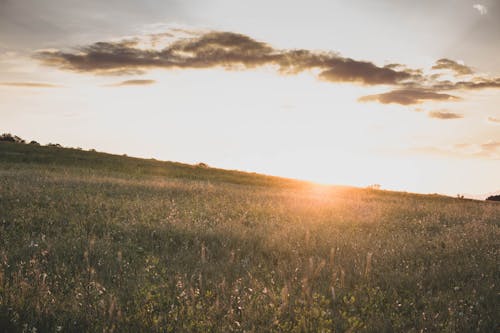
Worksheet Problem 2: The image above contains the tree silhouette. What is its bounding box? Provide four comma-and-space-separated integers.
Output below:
0, 133, 25, 143
486, 195, 500, 202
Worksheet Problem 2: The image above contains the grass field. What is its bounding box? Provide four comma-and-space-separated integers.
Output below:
0, 141, 498, 332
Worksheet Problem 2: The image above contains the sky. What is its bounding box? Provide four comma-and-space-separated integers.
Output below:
1, 0, 499, 196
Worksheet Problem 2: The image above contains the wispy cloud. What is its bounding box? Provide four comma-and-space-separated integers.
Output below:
481, 141, 500, 152
108, 79, 156, 87
414, 141, 500, 159
488, 116, 500, 124
431, 78, 500, 91
428, 110, 464, 120
358, 89, 459, 105
0, 81, 61, 88
473, 4, 488, 15
431, 58, 473, 76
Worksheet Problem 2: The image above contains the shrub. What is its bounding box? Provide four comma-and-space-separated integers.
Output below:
486, 195, 500, 201
0, 133, 25, 143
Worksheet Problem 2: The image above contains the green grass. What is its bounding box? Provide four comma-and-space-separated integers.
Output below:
0, 142, 498, 332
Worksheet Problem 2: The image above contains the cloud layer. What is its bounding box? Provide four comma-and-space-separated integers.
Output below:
358, 89, 459, 105
415, 141, 500, 159
0, 81, 60, 88
35, 30, 500, 106
109, 79, 156, 87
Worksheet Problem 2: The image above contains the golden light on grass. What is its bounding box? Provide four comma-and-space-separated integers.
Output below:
0, 142, 498, 331
1, 1, 500, 330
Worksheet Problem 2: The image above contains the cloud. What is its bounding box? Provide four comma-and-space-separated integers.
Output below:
358, 89, 459, 105
34, 29, 500, 106
414, 141, 500, 159
471, 141, 500, 158
35, 31, 416, 85
473, 4, 488, 15
318, 59, 413, 85
488, 116, 500, 123
428, 110, 464, 120
431, 78, 500, 90
481, 141, 500, 151
432, 58, 474, 76
109, 79, 156, 87
0, 81, 60, 88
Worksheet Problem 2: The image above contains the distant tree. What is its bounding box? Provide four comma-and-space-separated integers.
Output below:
0, 133, 25, 143
47, 143, 62, 148
486, 195, 500, 202
29, 140, 40, 145
196, 162, 209, 168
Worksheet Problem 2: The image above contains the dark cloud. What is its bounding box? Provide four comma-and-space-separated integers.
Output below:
432, 58, 474, 76
35, 30, 500, 105
36, 41, 160, 75
431, 78, 500, 90
428, 110, 464, 119
0, 81, 60, 88
36, 31, 415, 85
358, 89, 459, 105
109, 79, 156, 87
318, 59, 413, 85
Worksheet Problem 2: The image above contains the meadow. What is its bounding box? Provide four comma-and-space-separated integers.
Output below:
0, 142, 498, 332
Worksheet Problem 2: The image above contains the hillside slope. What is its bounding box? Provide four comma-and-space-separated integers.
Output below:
0, 142, 499, 332
0, 142, 308, 188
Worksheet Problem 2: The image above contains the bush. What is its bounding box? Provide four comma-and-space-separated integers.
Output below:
486, 195, 500, 202
0, 133, 25, 143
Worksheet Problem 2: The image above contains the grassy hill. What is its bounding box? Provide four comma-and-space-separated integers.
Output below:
0, 142, 498, 332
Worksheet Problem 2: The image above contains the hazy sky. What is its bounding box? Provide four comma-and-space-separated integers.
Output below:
1, 0, 499, 195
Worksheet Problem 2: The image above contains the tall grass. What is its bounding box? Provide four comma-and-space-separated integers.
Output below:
0, 142, 498, 332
